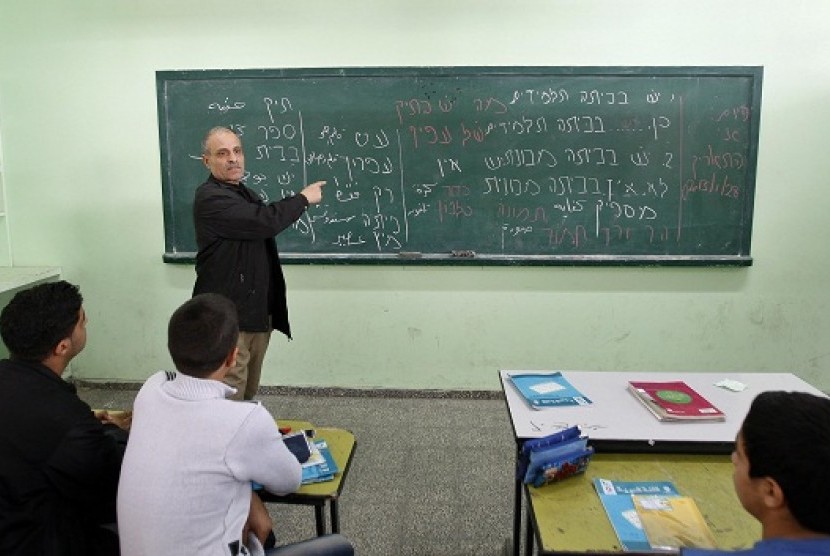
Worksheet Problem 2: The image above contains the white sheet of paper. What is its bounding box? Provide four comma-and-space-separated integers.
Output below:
530, 381, 566, 395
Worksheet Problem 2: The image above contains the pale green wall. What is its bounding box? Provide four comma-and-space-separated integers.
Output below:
1, 1, 828, 391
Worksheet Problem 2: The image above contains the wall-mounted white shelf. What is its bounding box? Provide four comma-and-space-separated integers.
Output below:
0, 266, 62, 294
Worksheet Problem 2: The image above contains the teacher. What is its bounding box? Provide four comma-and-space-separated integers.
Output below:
193, 126, 325, 400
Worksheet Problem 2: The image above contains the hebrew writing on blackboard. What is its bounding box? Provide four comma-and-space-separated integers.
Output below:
158, 67, 761, 264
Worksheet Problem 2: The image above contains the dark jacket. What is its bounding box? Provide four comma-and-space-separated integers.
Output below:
192, 175, 308, 336
0, 359, 124, 556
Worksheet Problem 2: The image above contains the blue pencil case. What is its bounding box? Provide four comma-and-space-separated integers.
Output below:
519, 426, 594, 486
517, 425, 581, 480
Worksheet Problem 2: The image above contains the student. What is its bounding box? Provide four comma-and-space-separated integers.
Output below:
0, 280, 126, 556
118, 293, 332, 555
193, 126, 325, 400
684, 391, 830, 556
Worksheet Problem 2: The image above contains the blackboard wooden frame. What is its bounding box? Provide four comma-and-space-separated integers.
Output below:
158, 66, 762, 266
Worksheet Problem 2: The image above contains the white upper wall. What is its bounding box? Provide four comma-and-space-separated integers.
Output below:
0, 0, 828, 390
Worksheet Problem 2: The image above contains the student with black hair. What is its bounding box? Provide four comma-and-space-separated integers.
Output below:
684, 390, 830, 556
0, 280, 126, 556
117, 293, 352, 556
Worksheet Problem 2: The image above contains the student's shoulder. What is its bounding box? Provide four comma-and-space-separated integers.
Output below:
682, 550, 742, 556
145, 370, 175, 386
756, 538, 830, 554
682, 547, 758, 556
682, 546, 759, 556
134, 370, 174, 396
236, 398, 268, 415
235, 399, 277, 426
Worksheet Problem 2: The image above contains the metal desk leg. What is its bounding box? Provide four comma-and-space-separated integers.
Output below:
330, 499, 340, 533
524, 495, 534, 556
513, 446, 522, 556
314, 504, 325, 536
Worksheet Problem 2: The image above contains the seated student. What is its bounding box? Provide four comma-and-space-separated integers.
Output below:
684, 390, 830, 556
118, 293, 350, 556
0, 280, 127, 556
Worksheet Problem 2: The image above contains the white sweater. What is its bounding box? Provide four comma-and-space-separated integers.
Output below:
117, 371, 302, 556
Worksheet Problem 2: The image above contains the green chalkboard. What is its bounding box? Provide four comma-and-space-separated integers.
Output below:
158, 66, 762, 265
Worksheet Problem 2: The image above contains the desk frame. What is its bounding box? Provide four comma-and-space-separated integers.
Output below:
500, 370, 825, 555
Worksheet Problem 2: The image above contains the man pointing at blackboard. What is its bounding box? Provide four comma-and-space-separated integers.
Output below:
192, 126, 325, 400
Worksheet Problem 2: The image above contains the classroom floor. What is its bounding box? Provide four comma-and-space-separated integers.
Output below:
77, 385, 519, 556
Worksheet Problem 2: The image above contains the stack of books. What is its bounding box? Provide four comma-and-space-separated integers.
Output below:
301, 439, 339, 484
282, 431, 340, 485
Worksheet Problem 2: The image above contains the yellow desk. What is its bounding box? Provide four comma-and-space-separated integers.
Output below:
525, 453, 760, 555
260, 422, 357, 536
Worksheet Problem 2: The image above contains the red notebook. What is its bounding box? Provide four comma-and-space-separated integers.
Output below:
627, 381, 725, 422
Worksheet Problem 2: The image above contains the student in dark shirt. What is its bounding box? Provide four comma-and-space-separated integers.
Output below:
0, 281, 128, 556
683, 391, 830, 556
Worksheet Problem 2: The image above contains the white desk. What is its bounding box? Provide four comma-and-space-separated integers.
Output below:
500, 370, 825, 556
501, 370, 825, 450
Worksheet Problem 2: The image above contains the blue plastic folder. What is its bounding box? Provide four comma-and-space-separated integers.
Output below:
519, 426, 594, 487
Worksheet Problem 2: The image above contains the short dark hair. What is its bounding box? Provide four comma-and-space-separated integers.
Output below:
741, 390, 830, 534
0, 280, 83, 362
168, 294, 239, 378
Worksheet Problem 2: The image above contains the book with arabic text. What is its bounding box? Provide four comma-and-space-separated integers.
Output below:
628, 381, 724, 422
593, 478, 680, 551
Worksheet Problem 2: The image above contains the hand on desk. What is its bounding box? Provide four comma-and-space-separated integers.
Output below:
95, 409, 133, 431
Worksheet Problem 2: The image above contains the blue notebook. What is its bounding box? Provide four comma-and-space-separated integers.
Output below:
509, 372, 592, 409
593, 478, 680, 551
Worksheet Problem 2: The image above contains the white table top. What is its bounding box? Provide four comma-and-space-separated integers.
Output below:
500, 370, 825, 452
